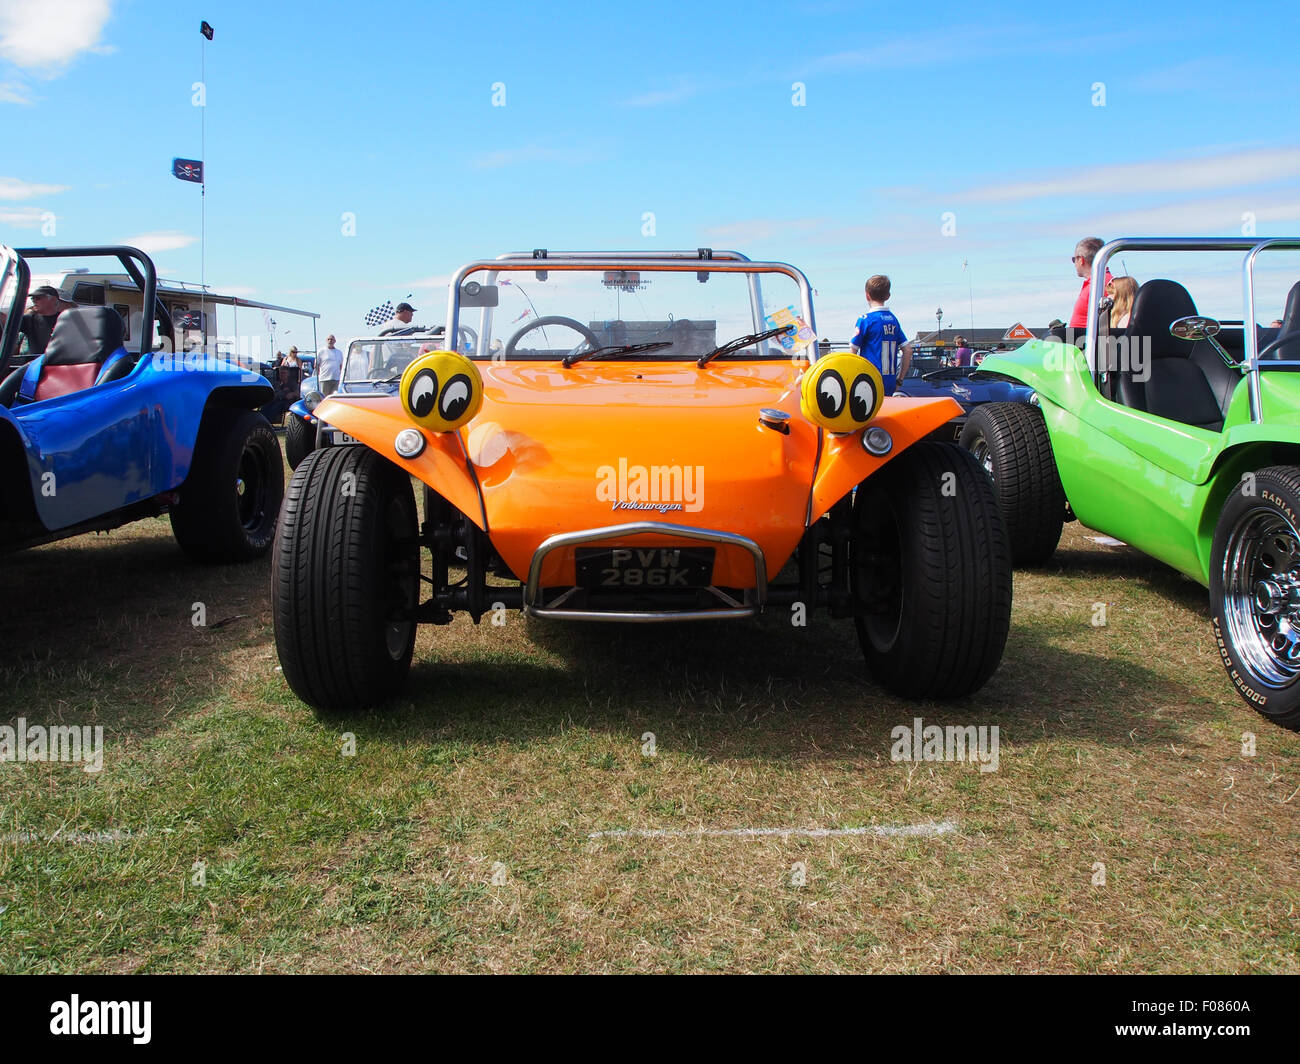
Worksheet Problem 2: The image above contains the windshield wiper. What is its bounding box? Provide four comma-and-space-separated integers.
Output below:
562, 341, 673, 368
697, 325, 793, 367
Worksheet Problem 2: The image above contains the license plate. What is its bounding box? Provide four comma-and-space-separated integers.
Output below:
330, 430, 358, 445
575, 546, 714, 589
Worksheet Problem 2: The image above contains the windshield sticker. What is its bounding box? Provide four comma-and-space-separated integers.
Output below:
764, 305, 815, 351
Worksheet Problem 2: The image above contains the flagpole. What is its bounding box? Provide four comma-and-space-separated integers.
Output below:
199, 23, 206, 356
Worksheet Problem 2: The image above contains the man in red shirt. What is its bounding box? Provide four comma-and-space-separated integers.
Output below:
1069, 237, 1111, 329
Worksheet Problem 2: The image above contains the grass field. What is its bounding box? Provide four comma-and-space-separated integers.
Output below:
2, 466, 1298, 973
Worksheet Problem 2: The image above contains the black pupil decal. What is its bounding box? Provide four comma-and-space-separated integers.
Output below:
409, 369, 438, 418
439, 374, 472, 421
817, 370, 845, 418
850, 374, 873, 421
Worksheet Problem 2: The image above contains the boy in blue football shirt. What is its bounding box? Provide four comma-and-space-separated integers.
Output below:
850, 274, 913, 394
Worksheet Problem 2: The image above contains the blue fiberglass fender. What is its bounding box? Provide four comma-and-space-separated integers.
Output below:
10, 351, 272, 532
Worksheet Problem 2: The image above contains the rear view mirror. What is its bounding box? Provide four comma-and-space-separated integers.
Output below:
1170, 315, 1221, 341
460, 281, 498, 308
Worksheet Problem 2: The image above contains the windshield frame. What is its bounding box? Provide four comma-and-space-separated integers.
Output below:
445, 250, 818, 364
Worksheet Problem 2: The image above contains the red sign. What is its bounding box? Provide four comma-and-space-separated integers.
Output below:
1003, 322, 1036, 340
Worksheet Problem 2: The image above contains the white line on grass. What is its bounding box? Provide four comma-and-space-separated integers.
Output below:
588, 820, 958, 840
0, 829, 133, 845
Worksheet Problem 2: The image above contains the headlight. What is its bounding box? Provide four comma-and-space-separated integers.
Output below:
1028, 391, 1040, 406
394, 428, 426, 458
303, 389, 324, 412
863, 426, 893, 456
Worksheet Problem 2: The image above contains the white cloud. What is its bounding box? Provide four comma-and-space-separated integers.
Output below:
471, 145, 598, 169
0, 0, 114, 70
0, 79, 31, 103
405, 274, 455, 290
0, 176, 67, 200
960, 146, 1300, 204
122, 231, 196, 253
1051, 195, 1300, 238
702, 217, 826, 243
620, 80, 701, 108
0, 205, 46, 227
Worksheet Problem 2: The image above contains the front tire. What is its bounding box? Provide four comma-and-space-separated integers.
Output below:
273, 446, 420, 711
284, 412, 315, 470
959, 402, 1065, 565
171, 407, 284, 563
852, 442, 1012, 699
1210, 466, 1300, 731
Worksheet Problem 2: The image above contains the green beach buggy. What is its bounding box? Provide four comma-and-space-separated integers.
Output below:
963, 237, 1300, 730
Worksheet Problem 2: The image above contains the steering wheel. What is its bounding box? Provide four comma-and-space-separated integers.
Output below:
456, 324, 477, 353
1258, 329, 1300, 361
504, 315, 599, 360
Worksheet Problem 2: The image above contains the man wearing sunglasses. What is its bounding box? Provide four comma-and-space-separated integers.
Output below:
1068, 237, 1111, 330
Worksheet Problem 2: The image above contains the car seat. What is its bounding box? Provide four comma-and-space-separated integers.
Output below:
10, 307, 135, 406
1119, 280, 1228, 431
1267, 281, 1300, 362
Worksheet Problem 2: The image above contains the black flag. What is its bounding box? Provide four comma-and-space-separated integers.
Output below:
172, 158, 204, 183
200, 21, 214, 40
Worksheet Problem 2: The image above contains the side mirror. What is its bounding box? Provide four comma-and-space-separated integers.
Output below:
1172, 315, 1238, 369
1170, 315, 1221, 341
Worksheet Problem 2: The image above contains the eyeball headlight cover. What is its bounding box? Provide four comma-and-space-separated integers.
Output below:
398, 350, 483, 433
799, 353, 884, 432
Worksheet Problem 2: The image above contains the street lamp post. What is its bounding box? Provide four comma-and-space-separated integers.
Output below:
936, 307, 943, 345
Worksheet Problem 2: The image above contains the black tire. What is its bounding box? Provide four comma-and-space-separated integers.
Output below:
852, 441, 1012, 699
273, 446, 420, 711
959, 402, 1065, 565
284, 412, 315, 470
171, 407, 284, 563
1209, 466, 1300, 731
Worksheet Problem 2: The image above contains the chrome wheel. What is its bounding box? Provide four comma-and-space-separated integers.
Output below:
968, 433, 994, 478
1221, 507, 1300, 688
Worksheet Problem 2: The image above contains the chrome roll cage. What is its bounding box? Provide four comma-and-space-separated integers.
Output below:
1088, 236, 1300, 424
443, 249, 818, 363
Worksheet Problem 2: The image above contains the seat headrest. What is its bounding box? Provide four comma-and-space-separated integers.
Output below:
1277, 281, 1300, 361
1128, 279, 1198, 360
44, 306, 125, 366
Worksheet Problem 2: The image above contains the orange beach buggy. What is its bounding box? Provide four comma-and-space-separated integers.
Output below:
272, 250, 1012, 710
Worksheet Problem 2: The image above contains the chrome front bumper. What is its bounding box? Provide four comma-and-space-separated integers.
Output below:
522, 521, 768, 622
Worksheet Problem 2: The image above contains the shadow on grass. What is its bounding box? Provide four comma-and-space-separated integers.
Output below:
0, 524, 273, 733
373, 609, 1213, 758
1046, 540, 1209, 614
0, 519, 1225, 761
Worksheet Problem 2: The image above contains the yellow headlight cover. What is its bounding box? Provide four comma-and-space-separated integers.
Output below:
398, 350, 484, 433
800, 352, 884, 432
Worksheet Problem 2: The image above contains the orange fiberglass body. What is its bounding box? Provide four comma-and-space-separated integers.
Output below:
316, 362, 962, 593
272, 250, 1010, 711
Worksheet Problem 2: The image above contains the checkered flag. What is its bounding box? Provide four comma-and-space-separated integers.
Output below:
364, 300, 394, 328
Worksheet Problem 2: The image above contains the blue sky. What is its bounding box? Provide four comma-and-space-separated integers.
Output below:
2, 0, 1299, 350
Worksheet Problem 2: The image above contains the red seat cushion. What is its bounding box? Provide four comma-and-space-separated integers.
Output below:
34, 362, 100, 401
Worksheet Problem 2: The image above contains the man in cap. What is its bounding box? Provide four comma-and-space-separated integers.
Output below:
379, 302, 418, 335
14, 286, 68, 359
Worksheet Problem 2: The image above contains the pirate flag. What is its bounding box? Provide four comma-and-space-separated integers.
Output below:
172, 158, 203, 183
